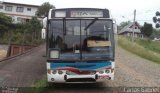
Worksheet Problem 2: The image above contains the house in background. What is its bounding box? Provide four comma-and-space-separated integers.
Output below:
0, 1, 41, 23
118, 22, 143, 38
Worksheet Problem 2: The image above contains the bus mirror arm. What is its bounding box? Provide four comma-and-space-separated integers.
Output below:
43, 17, 47, 28
84, 18, 98, 30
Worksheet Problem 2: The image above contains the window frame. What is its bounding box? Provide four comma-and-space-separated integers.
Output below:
27, 8, 31, 11
17, 17, 22, 22
16, 6, 24, 12
5, 5, 13, 11
0, 5, 3, 9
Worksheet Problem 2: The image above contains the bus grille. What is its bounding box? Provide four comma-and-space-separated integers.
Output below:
66, 78, 96, 82
66, 70, 96, 75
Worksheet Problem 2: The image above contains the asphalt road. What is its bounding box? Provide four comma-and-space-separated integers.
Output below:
0, 44, 160, 93
0, 44, 46, 87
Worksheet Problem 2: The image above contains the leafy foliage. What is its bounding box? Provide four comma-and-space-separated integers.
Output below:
118, 21, 131, 31
0, 14, 43, 45
27, 17, 42, 45
150, 29, 160, 39
36, 2, 55, 17
141, 22, 153, 37
154, 29, 160, 38
0, 13, 12, 36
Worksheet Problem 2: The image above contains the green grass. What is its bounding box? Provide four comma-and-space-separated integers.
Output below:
135, 39, 160, 54
30, 77, 49, 93
118, 36, 160, 64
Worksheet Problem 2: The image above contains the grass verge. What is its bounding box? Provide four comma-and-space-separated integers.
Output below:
30, 77, 49, 93
135, 39, 160, 54
118, 36, 160, 64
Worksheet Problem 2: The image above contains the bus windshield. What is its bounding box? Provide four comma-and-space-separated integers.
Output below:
48, 19, 114, 61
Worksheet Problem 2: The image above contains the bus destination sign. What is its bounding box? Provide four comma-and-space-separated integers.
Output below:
71, 11, 103, 17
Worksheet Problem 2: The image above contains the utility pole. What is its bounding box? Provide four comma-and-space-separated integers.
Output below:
132, 9, 136, 43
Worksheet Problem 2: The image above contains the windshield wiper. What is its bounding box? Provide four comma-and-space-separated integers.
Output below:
84, 18, 98, 30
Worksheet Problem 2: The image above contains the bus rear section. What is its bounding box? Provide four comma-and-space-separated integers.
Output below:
43, 8, 115, 83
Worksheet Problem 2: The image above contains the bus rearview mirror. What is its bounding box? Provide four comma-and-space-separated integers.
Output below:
41, 28, 46, 39
113, 23, 117, 34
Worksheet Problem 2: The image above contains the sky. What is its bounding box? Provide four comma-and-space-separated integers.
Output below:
3, 0, 160, 26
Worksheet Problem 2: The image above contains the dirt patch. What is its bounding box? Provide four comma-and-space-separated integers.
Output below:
0, 50, 7, 60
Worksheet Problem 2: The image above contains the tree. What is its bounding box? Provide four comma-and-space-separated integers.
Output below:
153, 11, 160, 28
150, 29, 160, 39
118, 21, 131, 31
0, 13, 12, 36
11, 17, 42, 45
27, 17, 42, 45
141, 22, 153, 37
36, 2, 55, 17
0, 13, 43, 45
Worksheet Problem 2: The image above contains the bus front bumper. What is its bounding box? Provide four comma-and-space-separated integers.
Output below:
47, 73, 114, 83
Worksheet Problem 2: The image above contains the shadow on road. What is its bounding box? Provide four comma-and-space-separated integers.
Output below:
47, 83, 118, 93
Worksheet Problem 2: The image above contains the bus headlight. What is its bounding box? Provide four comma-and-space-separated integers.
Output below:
50, 50, 59, 59
99, 71, 104, 74
58, 70, 63, 74
52, 70, 57, 74
105, 69, 110, 73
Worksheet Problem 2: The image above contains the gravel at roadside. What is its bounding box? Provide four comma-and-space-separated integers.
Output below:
111, 46, 160, 87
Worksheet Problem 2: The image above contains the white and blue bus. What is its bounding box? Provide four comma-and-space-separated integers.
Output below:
42, 8, 116, 83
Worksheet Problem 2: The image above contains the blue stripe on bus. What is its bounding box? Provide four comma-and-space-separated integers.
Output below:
49, 62, 111, 70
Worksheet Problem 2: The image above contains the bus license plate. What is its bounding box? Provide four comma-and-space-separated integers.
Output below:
98, 75, 109, 79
